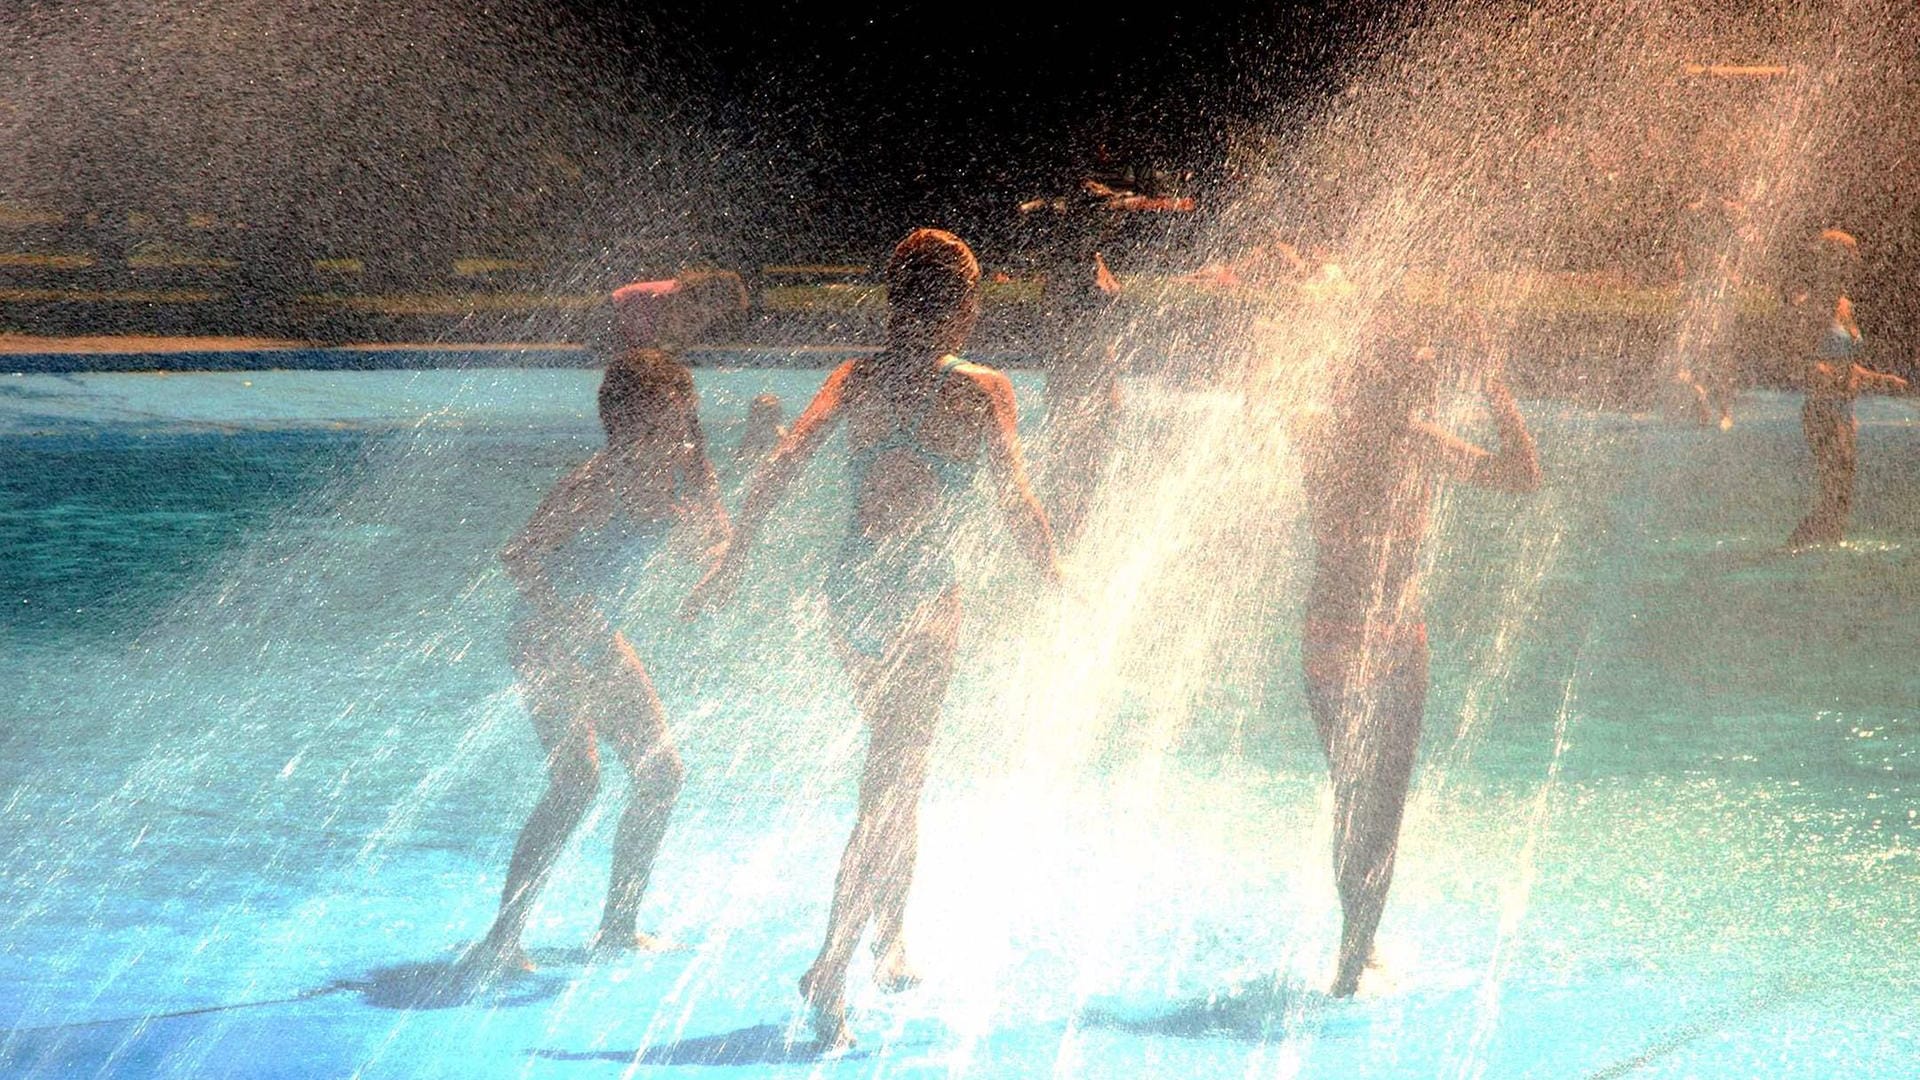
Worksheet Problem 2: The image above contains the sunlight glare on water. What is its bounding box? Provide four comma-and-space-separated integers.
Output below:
4, 0, 1920, 1076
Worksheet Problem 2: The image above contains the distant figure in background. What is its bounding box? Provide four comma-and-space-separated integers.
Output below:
462, 273, 738, 979
1292, 306, 1539, 997
1042, 251, 1125, 545
684, 229, 1060, 1048
1663, 362, 1720, 427
1672, 190, 1753, 430
1186, 229, 1311, 290
605, 270, 747, 356
1658, 365, 1720, 424
734, 392, 787, 468
1016, 176, 1198, 218
1787, 230, 1908, 548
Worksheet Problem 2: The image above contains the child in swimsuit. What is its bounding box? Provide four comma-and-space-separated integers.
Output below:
734, 393, 787, 470
1293, 304, 1539, 997
462, 275, 735, 979
684, 229, 1060, 1047
1786, 230, 1908, 548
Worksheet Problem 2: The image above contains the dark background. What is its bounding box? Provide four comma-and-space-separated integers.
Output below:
618, 1, 1386, 259
0, 1, 1387, 279
3, 0, 1914, 371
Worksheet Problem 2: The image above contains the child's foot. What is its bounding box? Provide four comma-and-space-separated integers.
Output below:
589, 925, 682, 956
872, 937, 922, 993
809, 1005, 854, 1053
457, 937, 536, 984
1329, 949, 1384, 999
799, 966, 854, 1050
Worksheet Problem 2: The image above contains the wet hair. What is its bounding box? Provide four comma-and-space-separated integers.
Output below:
745, 392, 784, 425
1335, 301, 1440, 419
1350, 346, 1439, 420
885, 228, 980, 325
598, 347, 696, 445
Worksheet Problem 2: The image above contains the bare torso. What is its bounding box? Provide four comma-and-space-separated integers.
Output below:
839, 356, 989, 542
1300, 417, 1434, 629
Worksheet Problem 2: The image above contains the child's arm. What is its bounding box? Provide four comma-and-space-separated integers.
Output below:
976, 366, 1062, 586
1852, 364, 1910, 396
676, 401, 732, 559
681, 362, 853, 616
1418, 358, 1541, 494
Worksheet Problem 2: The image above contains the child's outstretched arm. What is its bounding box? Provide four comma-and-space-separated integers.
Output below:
1417, 352, 1541, 494
1853, 364, 1910, 396
978, 367, 1063, 585
681, 362, 852, 616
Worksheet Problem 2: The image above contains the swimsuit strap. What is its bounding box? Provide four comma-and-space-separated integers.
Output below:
847, 356, 979, 490
920, 357, 981, 487
1818, 320, 1862, 361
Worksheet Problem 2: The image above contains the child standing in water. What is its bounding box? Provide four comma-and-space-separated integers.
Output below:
1787, 229, 1908, 548
684, 229, 1060, 1047
1293, 306, 1539, 997
734, 392, 787, 469
463, 274, 737, 978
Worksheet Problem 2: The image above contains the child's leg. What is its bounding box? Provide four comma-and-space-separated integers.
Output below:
1306, 630, 1428, 997
1793, 416, 1855, 545
595, 631, 685, 951
474, 644, 603, 972
803, 593, 959, 1042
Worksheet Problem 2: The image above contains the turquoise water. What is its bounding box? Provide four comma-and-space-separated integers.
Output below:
1, 367, 1917, 1077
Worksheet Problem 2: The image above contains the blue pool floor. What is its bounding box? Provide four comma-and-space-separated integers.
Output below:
1, 368, 1917, 1077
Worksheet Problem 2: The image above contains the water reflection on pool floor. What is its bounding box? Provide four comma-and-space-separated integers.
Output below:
1, 369, 1915, 1077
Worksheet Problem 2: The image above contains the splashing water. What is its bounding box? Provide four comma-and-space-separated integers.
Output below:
6, 1, 1920, 1077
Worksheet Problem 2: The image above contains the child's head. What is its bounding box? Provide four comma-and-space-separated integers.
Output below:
598, 348, 695, 447
745, 392, 784, 429
885, 228, 981, 350
1338, 301, 1440, 419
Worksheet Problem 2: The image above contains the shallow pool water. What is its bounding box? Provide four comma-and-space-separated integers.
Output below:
1, 366, 1916, 1077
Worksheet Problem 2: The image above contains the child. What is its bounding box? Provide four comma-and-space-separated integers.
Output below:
1292, 305, 1539, 996
462, 273, 737, 977
684, 230, 1059, 1046
1787, 230, 1908, 547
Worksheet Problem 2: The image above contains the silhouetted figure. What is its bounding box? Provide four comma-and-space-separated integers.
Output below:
1787, 230, 1908, 548
1292, 308, 1539, 997
1016, 177, 1198, 218
684, 230, 1059, 1048
734, 393, 786, 469
1660, 359, 1720, 427
461, 274, 738, 980
1672, 191, 1755, 430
